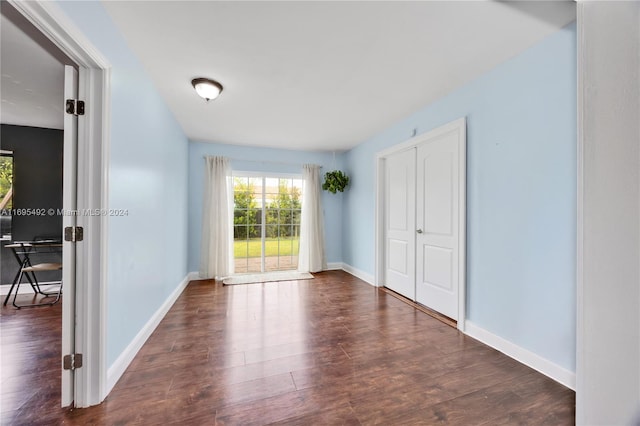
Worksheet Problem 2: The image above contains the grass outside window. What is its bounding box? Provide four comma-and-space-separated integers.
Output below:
234, 237, 299, 258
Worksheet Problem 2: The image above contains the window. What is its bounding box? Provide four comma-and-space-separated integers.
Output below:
233, 174, 302, 273
0, 151, 13, 241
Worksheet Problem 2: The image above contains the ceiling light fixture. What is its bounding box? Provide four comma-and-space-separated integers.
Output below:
191, 77, 223, 101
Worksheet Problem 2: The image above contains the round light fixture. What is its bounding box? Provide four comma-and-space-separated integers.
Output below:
191, 78, 223, 101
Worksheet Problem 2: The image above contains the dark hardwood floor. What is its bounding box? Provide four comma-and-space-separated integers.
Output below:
0, 270, 575, 424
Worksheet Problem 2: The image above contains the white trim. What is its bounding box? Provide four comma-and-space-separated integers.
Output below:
374, 118, 467, 331
575, 3, 586, 423
105, 272, 195, 394
7, 0, 110, 408
374, 156, 385, 287
457, 120, 467, 332
341, 263, 375, 286
375, 118, 465, 159
325, 262, 343, 271
465, 321, 576, 391
94, 67, 111, 407
7, 1, 109, 69
60, 65, 78, 408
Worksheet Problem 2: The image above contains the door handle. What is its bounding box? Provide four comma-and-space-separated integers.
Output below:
416, 229, 423, 234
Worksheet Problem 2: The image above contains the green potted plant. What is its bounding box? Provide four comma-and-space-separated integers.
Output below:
322, 170, 350, 193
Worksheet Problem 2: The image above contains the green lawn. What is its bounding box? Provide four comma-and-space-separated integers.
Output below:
234, 238, 299, 258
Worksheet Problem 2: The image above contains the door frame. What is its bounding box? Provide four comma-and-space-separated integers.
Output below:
61, 64, 78, 407
375, 117, 466, 331
8, 0, 110, 407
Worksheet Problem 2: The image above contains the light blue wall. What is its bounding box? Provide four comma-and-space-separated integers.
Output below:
56, 1, 189, 368
188, 141, 344, 272
55, 0, 576, 375
343, 23, 577, 371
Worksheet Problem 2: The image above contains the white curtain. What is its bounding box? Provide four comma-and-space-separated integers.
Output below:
298, 164, 326, 273
200, 156, 233, 279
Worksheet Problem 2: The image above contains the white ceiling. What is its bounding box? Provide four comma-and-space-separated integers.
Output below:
0, 1, 577, 149
102, 1, 575, 151
0, 2, 70, 130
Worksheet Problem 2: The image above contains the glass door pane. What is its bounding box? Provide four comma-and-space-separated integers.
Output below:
233, 176, 262, 273
233, 174, 302, 273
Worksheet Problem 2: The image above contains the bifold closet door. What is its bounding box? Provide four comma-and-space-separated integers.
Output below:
384, 148, 416, 300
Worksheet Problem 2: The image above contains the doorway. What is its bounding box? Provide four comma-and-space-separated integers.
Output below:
376, 118, 467, 328
0, 0, 77, 408
233, 174, 303, 273
4, 0, 109, 408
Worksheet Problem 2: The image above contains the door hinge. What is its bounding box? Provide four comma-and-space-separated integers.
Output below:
65, 99, 85, 116
63, 353, 83, 370
64, 226, 84, 242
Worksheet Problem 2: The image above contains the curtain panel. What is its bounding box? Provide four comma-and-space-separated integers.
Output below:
298, 164, 326, 273
200, 156, 233, 279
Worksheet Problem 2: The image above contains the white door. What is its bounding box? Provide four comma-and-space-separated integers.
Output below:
384, 148, 416, 299
61, 65, 78, 407
415, 127, 463, 319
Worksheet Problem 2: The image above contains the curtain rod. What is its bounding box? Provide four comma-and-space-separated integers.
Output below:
203, 156, 322, 168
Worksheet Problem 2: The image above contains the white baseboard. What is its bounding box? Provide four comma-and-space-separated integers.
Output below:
105, 272, 197, 394
464, 321, 576, 390
325, 262, 343, 271
341, 263, 376, 286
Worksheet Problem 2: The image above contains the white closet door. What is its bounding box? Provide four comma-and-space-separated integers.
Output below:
384, 148, 416, 300
416, 128, 461, 319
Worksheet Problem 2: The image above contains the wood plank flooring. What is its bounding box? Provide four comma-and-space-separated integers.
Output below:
0, 270, 575, 424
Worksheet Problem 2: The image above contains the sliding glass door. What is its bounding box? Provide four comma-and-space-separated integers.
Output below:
233, 174, 302, 273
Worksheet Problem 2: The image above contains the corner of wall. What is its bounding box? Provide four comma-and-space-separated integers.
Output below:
105, 272, 194, 395
465, 321, 576, 390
